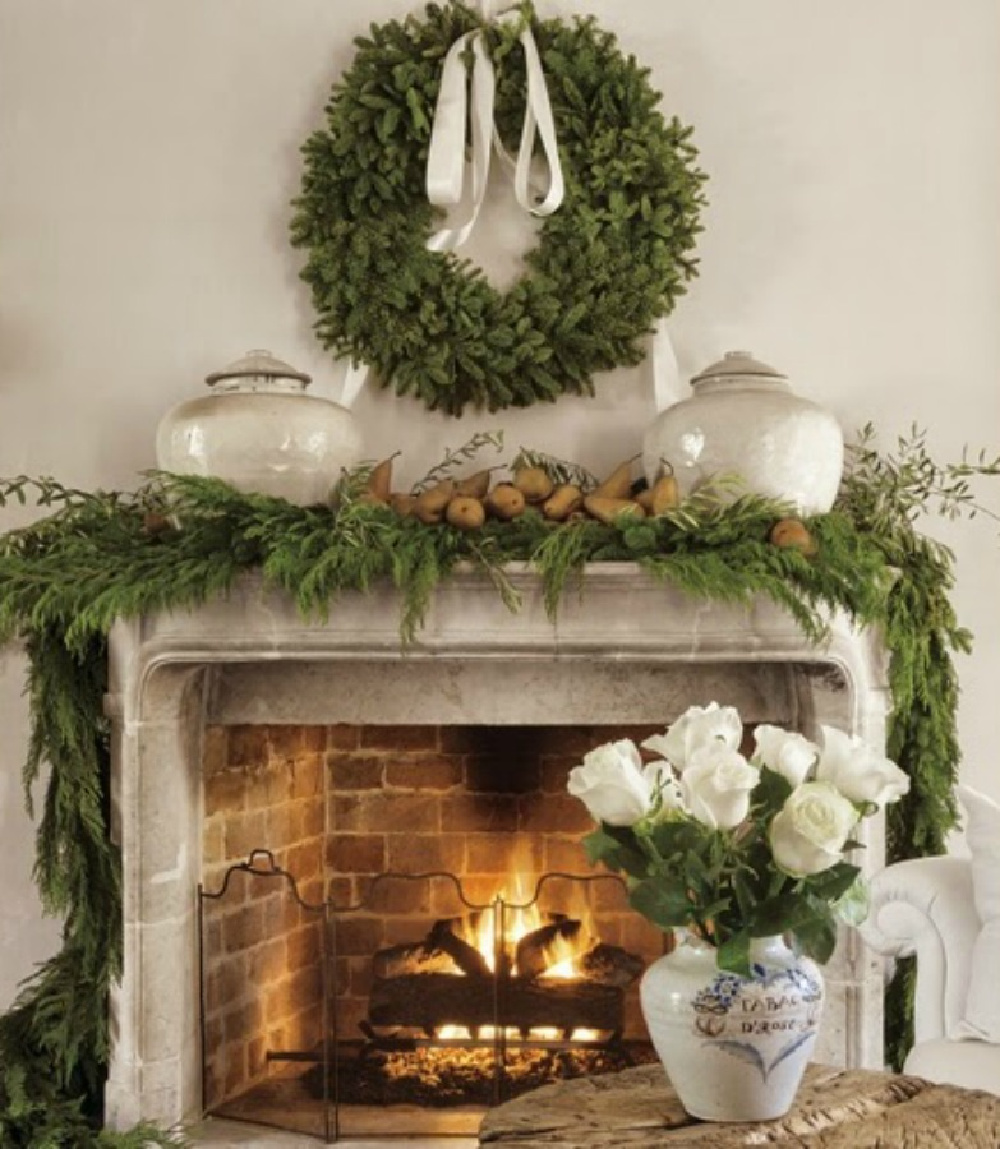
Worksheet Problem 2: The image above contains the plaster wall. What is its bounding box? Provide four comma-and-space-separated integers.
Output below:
1, 0, 998, 1007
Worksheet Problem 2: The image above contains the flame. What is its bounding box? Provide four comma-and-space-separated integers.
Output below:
455, 875, 596, 979
539, 929, 590, 980
433, 868, 603, 1044
435, 1024, 604, 1043
478, 1025, 522, 1040
529, 1027, 561, 1041
437, 1025, 471, 1041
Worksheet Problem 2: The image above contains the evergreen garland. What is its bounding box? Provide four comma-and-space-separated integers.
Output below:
836, 424, 999, 1069
290, 2, 706, 415
0, 435, 990, 1142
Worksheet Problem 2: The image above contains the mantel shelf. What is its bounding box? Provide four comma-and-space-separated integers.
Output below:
109, 562, 887, 687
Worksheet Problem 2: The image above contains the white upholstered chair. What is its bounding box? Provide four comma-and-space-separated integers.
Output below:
862, 855, 1000, 1094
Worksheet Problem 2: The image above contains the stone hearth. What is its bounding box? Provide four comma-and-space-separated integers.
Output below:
103, 564, 888, 1144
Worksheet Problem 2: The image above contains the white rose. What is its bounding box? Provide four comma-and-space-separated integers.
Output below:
642, 702, 743, 774
814, 726, 910, 809
769, 781, 859, 877
752, 724, 818, 788
567, 740, 653, 826
681, 744, 759, 829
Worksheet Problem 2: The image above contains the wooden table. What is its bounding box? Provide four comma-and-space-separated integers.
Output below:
479, 1063, 1000, 1147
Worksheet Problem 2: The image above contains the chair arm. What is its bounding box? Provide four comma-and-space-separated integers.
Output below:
860, 856, 980, 1044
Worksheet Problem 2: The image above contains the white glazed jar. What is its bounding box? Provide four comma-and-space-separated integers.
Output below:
642, 351, 843, 514
156, 350, 362, 506
640, 932, 824, 1122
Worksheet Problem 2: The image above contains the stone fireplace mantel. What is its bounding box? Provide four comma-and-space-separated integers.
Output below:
104, 564, 889, 1141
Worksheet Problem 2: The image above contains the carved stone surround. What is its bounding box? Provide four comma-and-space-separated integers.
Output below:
103, 564, 889, 1145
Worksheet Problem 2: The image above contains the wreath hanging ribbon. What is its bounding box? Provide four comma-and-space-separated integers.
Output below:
425, 1, 564, 251
294, 1, 706, 416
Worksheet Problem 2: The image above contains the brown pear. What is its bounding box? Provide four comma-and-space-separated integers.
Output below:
541, 484, 584, 521
651, 473, 681, 515
455, 470, 492, 499
413, 480, 456, 524
445, 496, 486, 530
486, 484, 527, 520
367, 457, 394, 501
769, 518, 818, 556
142, 511, 171, 536
591, 459, 635, 501
513, 466, 555, 504
390, 493, 417, 517
584, 496, 646, 524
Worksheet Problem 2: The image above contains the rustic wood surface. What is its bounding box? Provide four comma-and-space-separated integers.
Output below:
479, 1063, 1000, 1147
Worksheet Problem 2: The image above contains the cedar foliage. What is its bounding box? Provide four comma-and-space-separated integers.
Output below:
0, 429, 994, 1141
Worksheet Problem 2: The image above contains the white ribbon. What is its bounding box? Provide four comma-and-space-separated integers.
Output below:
651, 315, 682, 413
339, 2, 564, 407
340, 360, 369, 410
426, 5, 564, 253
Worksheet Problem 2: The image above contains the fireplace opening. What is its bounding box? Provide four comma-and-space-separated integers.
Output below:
199, 858, 658, 1140
198, 723, 668, 1140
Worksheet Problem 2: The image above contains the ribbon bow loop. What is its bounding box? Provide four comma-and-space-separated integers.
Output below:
425, 4, 564, 254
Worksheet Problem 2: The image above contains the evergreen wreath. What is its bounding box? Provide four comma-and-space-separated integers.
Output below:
290, 2, 706, 416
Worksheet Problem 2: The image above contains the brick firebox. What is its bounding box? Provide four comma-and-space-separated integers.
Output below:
199, 722, 670, 1113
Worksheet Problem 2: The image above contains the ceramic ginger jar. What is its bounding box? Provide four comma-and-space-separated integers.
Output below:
640, 932, 824, 1122
156, 349, 362, 506
642, 351, 844, 514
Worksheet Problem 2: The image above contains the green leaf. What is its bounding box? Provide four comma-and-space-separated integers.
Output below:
582, 826, 649, 880
748, 892, 807, 936
832, 874, 870, 927
582, 827, 620, 864
803, 861, 860, 903
718, 931, 752, 977
405, 87, 428, 132
752, 764, 794, 814
791, 909, 838, 965
648, 818, 705, 862
629, 878, 692, 929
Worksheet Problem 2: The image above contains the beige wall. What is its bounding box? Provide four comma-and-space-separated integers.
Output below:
1, 0, 998, 1007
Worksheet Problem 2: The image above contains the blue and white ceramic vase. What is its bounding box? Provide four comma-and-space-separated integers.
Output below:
640, 931, 824, 1122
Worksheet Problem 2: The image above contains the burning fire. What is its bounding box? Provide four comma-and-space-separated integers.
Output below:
454, 873, 596, 979
436, 873, 601, 1045
436, 1025, 602, 1043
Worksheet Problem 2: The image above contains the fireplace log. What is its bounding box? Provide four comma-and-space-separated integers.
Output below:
371, 943, 461, 979
371, 917, 493, 980
579, 944, 645, 988
367, 973, 623, 1034
427, 919, 493, 978
514, 919, 584, 980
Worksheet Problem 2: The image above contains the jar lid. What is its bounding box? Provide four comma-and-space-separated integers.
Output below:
205, 349, 311, 387
691, 350, 786, 386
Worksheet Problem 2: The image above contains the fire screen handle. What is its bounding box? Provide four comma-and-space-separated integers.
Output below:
246, 848, 280, 873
